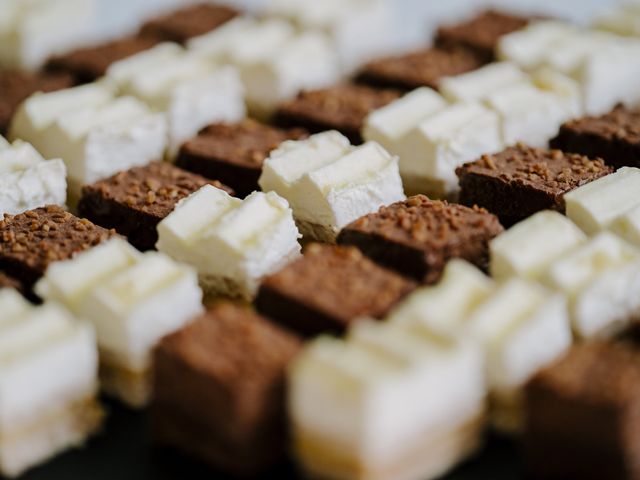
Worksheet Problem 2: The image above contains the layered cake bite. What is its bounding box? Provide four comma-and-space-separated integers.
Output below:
9, 83, 167, 203
275, 83, 401, 144
78, 162, 232, 251
0, 69, 73, 134
525, 342, 640, 480
138, 3, 238, 44
0, 206, 114, 294
355, 47, 486, 92
106, 42, 246, 154
35, 238, 203, 407
435, 10, 531, 61
456, 144, 612, 225
0, 138, 67, 215
259, 131, 405, 242
289, 319, 486, 480
551, 105, 640, 170
255, 243, 416, 336
0, 289, 102, 477
153, 303, 301, 476
0, 0, 94, 70
337, 195, 504, 284
156, 185, 301, 300
176, 120, 306, 198
45, 35, 161, 84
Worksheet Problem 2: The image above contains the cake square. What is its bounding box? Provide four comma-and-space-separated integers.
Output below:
355, 47, 486, 91
156, 185, 301, 300
551, 105, 640, 170
36, 238, 204, 407
176, 120, 307, 198
337, 195, 504, 284
139, 3, 239, 44
45, 35, 161, 84
78, 161, 232, 251
255, 243, 416, 336
435, 10, 530, 61
153, 303, 301, 476
0, 205, 114, 295
0, 289, 102, 477
525, 342, 640, 480
258, 131, 405, 242
456, 144, 612, 225
274, 83, 401, 144
0, 70, 73, 135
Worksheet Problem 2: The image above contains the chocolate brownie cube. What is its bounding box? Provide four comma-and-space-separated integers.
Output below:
525, 342, 640, 480
255, 243, 416, 337
45, 35, 160, 84
0, 205, 114, 294
78, 161, 233, 251
551, 105, 640, 170
456, 144, 612, 225
337, 195, 503, 284
435, 10, 530, 61
152, 303, 301, 476
139, 3, 238, 44
0, 69, 73, 134
355, 47, 486, 92
176, 120, 307, 198
274, 83, 401, 144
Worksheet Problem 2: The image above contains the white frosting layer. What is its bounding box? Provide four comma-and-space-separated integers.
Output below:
0, 139, 67, 215
260, 131, 405, 233
0, 0, 94, 69
289, 320, 485, 467
541, 232, 640, 338
490, 211, 587, 282
106, 43, 245, 154
156, 185, 301, 297
35, 238, 203, 371
565, 167, 640, 235
0, 290, 97, 434
439, 62, 528, 103
400, 102, 502, 195
9, 84, 166, 192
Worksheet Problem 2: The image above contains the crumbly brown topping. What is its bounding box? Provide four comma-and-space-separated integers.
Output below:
436, 10, 530, 55
276, 83, 401, 133
157, 303, 301, 389
262, 244, 416, 322
0, 206, 114, 272
0, 70, 73, 133
345, 195, 503, 251
561, 105, 640, 144
530, 342, 640, 405
139, 4, 238, 43
180, 119, 307, 168
457, 143, 612, 193
357, 47, 486, 90
81, 162, 233, 217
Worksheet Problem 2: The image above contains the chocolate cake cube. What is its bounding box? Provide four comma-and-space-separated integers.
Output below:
176, 120, 307, 198
550, 105, 640, 170
355, 47, 486, 92
0, 205, 114, 294
255, 243, 416, 336
337, 195, 503, 284
274, 83, 401, 144
525, 342, 640, 480
0, 69, 73, 135
435, 10, 530, 61
78, 161, 232, 251
45, 35, 161, 84
139, 3, 238, 44
152, 303, 301, 476
456, 144, 612, 225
